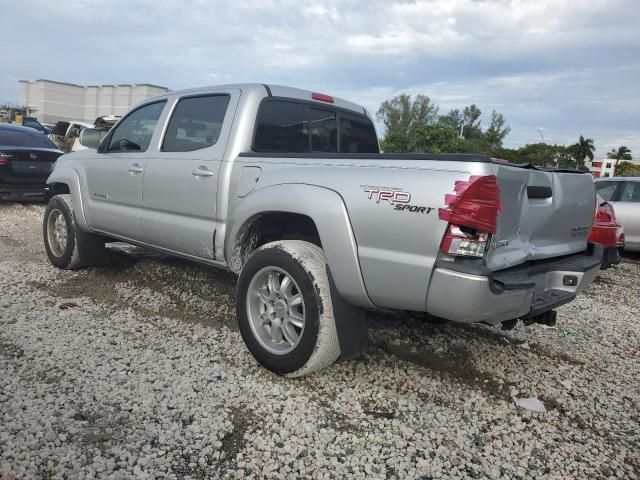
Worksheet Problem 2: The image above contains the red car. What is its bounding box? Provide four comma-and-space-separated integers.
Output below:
589, 195, 625, 269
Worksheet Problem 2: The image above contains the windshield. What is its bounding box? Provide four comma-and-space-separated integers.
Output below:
0, 128, 58, 149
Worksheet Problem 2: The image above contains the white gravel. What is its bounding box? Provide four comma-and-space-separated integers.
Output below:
1, 201, 639, 479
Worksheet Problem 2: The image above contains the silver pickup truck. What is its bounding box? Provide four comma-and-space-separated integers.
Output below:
43, 83, 601, 377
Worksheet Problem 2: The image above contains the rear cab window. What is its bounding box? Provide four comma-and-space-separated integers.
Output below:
311, 109, 337, 152
340, 112, 379, 153
253, 98, 378, 154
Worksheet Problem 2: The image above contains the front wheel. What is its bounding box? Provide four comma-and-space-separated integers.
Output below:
235, 240, 341, 377
43, 194, 106, 269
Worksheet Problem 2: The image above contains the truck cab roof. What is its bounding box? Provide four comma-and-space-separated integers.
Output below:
147, 83, 369, 118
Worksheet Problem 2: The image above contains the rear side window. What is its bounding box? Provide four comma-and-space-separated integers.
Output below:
107, 101, 166, 152
254, 101, 309, 153
340, 113, 379, 153
620, 182, 640, 203
162, 95, 230, 152
0, 128, 58, 149
595, 182, 619, 201
253, 99, 379, 154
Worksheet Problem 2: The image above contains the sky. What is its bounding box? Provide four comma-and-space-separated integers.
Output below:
2, 0, 639, 157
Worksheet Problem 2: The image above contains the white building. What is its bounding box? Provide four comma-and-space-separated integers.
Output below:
19, 79, 169, 124
589, 159, 616, 178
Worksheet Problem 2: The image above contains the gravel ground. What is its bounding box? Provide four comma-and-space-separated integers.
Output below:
1, 201, 639, 480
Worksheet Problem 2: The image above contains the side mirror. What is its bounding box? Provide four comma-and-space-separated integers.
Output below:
78, 128, 102, 149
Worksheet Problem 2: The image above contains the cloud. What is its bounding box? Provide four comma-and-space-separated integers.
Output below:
2, 0, 639, 156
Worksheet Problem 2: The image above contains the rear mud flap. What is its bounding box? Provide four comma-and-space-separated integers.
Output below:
327, 267, 368, 360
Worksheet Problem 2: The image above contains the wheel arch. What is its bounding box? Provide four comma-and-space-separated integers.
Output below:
46, 167, 90, 231
226, 184, 373, 308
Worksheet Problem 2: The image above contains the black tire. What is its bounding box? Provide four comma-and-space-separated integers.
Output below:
236, 240, 340, 377
43, 194, 106, 269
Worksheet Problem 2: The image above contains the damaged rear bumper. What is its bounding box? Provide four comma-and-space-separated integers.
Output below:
425, 245, 602, 324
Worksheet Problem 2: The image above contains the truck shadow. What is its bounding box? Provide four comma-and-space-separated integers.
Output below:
364, 308, 584, 402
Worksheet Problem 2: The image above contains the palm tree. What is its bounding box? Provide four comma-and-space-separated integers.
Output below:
569, 135, 595, 170
607, 146, 632, 176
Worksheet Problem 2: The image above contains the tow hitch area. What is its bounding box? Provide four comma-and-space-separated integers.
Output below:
501, 310, 558, 330
514, 290, 572, 328
522, 310, 557, 327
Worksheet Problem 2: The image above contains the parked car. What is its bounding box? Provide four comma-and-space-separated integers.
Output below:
49, 121, 94, 153
588, 195, 624, 268
49, 116, 119, 153
42, 84, 601, 376
73, 115, 120, 151
0, 124, 63, 198
21, 117, 50, 135
595, 178, 640, 252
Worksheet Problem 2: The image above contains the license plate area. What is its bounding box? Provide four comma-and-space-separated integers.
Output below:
11, 162, 52, 174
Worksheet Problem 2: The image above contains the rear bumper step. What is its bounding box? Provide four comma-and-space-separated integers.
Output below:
521, 289, 575, 319
490, 247, 603, 293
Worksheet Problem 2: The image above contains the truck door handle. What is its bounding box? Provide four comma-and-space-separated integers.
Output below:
128, 164, 144, 174
192, 167, 214, 177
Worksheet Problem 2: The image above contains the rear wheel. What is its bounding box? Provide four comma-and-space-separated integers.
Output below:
43, 194, 106, 269
236, 240, 341, 377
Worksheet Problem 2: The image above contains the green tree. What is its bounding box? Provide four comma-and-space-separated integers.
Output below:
410, 125, 461, 153
615, 161, 640, 177
484, 111, 511, 149
438, 109, 464, 130
462, 104, 482, 138
607, 146, 632, 176
494, 143, 576, 169
376, 94, 438, 135
568, 135, 595, 170
379, 131, 412, 153
380, 125, 460, 153
377, 93, 511, 156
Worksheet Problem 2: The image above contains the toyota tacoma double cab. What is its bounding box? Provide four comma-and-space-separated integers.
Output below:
43, 84, 602, 376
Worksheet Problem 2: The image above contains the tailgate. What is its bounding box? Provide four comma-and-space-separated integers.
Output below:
486, 165, 596, 271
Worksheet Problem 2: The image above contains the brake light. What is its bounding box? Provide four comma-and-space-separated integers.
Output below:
595, 202, 617, 225
438, 175, 502, 233
0, 154, 9, 166
438, 175, 502, 258
311, 92, 334, 104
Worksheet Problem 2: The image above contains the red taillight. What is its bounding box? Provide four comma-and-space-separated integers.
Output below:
0, 154, 9, 166
311, 92, 334, 104
438, 175, 502, 258
438, 175, 502, 234
595, 202, 615, 225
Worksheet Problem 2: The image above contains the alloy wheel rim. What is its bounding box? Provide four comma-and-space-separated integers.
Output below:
47, 209, 68, 257
246, 266, 305, 355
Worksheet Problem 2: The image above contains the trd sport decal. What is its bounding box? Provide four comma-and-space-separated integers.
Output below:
361, 185, 433, 214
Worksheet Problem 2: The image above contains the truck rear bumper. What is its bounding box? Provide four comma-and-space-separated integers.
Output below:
426, 246, 602, 324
